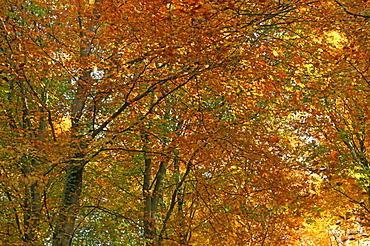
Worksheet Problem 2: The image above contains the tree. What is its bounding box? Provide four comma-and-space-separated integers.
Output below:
1, 0, 369, 245
277, 0, 370, 244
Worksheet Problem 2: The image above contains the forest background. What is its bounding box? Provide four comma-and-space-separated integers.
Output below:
1, 0, 370, 245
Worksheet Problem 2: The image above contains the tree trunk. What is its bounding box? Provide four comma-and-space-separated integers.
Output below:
52, 1, 101, 245
143, 157, 154, 244
23, 159, 42, 245
143, 155, 167, 245
52, 161, 84, 246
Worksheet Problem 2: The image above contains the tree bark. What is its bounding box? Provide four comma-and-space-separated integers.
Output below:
143, 154, 167, 244
52, 161, 84, 246
143, 157, 154, 244
23, 160, 42, 245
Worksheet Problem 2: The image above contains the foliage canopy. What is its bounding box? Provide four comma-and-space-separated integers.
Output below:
0, 0, 370, 245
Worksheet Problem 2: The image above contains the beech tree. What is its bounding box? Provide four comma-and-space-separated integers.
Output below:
1, 0, 370, 245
